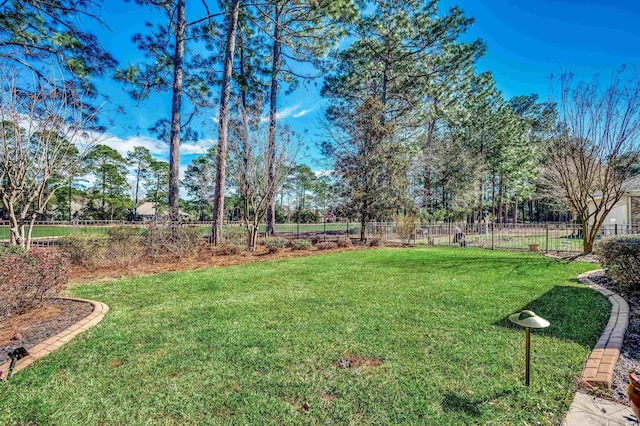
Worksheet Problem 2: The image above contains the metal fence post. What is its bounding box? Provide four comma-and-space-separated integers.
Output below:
491, 223, 494, 250
615, 223, 618, 235
545, 223, 549, 253
448, 221, 451, 247
296, 221, 300, 239
323, 221, 326, 242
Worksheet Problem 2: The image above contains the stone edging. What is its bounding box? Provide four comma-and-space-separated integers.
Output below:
577, 270, 629, 389
0, 297, 109, 378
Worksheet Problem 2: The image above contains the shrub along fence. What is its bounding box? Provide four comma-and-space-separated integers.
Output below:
0, 220, 360, 247
3, 220, 638, 254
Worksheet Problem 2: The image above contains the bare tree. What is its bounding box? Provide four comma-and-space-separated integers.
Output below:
228, 115, 296, 251
544, 68, 640, 253
0, 69, 101, 249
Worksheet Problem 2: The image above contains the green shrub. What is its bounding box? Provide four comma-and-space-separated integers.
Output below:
317, 241, 337, 250
0, 244, 26, 256
265, 237, 287, 253
58, 233, 108, 265
597, 236, 640, 290
336, 236, 352, 248
0, 248, 70, 320
290, 239, 311, 251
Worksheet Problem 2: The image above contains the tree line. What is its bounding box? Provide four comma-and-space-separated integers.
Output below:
1, 0, 639, 252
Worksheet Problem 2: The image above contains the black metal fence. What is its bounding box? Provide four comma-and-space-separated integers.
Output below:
0, 220, 360, 247
365, 222, 640, 253
3, 220, 639, 253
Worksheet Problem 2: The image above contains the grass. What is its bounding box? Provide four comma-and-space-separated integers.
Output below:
424, 232, 584, 252
0, 248, 606, 425
0, 225, 114, 240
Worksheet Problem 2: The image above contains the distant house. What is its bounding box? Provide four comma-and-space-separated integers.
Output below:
588, 176, 640, 228
135, 202, 191, 222
135, 202, 157, 222
321, 213, 337, 222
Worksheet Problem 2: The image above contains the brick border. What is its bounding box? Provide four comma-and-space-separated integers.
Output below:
0, 297, 109, 378
577, 270, 629, 389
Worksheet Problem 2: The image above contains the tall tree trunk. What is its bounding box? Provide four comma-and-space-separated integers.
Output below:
238, 34, 250, 227
497, 176, 503, 224
477, 182, 483, 222
266, 5, 282, 235
134, 165, 141, 207
491, 176, 496, 220
212, 0, 240, 245
168, 0, 186, 224
68, 179, 72, 221
360, 207, 367, 242
422, 117, 437, 209
101, 172, 106, 213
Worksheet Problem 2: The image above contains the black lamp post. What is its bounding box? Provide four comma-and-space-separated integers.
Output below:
2, 347, 29, 381
509, 310, 549, 386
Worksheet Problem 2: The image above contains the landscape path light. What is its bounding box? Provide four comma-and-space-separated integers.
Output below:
508, 310, 549, 386
2, 347, 29, 381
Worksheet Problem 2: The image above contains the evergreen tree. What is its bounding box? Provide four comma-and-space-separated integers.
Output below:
115, 0, 217, 224
183, 148, 216, 221
127, 146, 154, 210
251, 0, 357, 234
0, 0, 116, 103
85, 145, 131, 220
328, 97, 409, 240
145, 159, 170, 208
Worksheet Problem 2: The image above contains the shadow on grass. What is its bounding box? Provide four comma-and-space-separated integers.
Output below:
442, 392, 482, 417
441, 389, 514, 418
367, 249, 561, 268
494, 285, 610, 348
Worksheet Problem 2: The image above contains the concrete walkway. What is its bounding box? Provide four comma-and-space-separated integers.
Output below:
564, 391, 637, 425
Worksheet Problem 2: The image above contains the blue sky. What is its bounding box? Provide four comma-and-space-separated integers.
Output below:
88, 0, 640, 183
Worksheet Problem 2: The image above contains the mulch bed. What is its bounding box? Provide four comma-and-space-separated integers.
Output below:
588, 271, 640, 405
0, 298, 94, 365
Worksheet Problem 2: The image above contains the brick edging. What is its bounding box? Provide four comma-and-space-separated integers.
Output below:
0, 297, 109, 378
577, 270, 629, 389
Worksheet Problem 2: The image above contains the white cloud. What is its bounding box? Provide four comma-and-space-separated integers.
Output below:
293, 107, 315, 118
102, 134, 165, 157
314, 169, 332, 178
180, 143, 208, 155
260, 104, 302, 122
100, 134, 213, 158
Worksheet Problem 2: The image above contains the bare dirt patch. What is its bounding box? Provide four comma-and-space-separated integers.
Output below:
0, 298, 93, 364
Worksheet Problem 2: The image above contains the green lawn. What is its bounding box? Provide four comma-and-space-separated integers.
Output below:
0, 225, 117, 240
0, 248, 606, 425
0, 223, 355, 241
